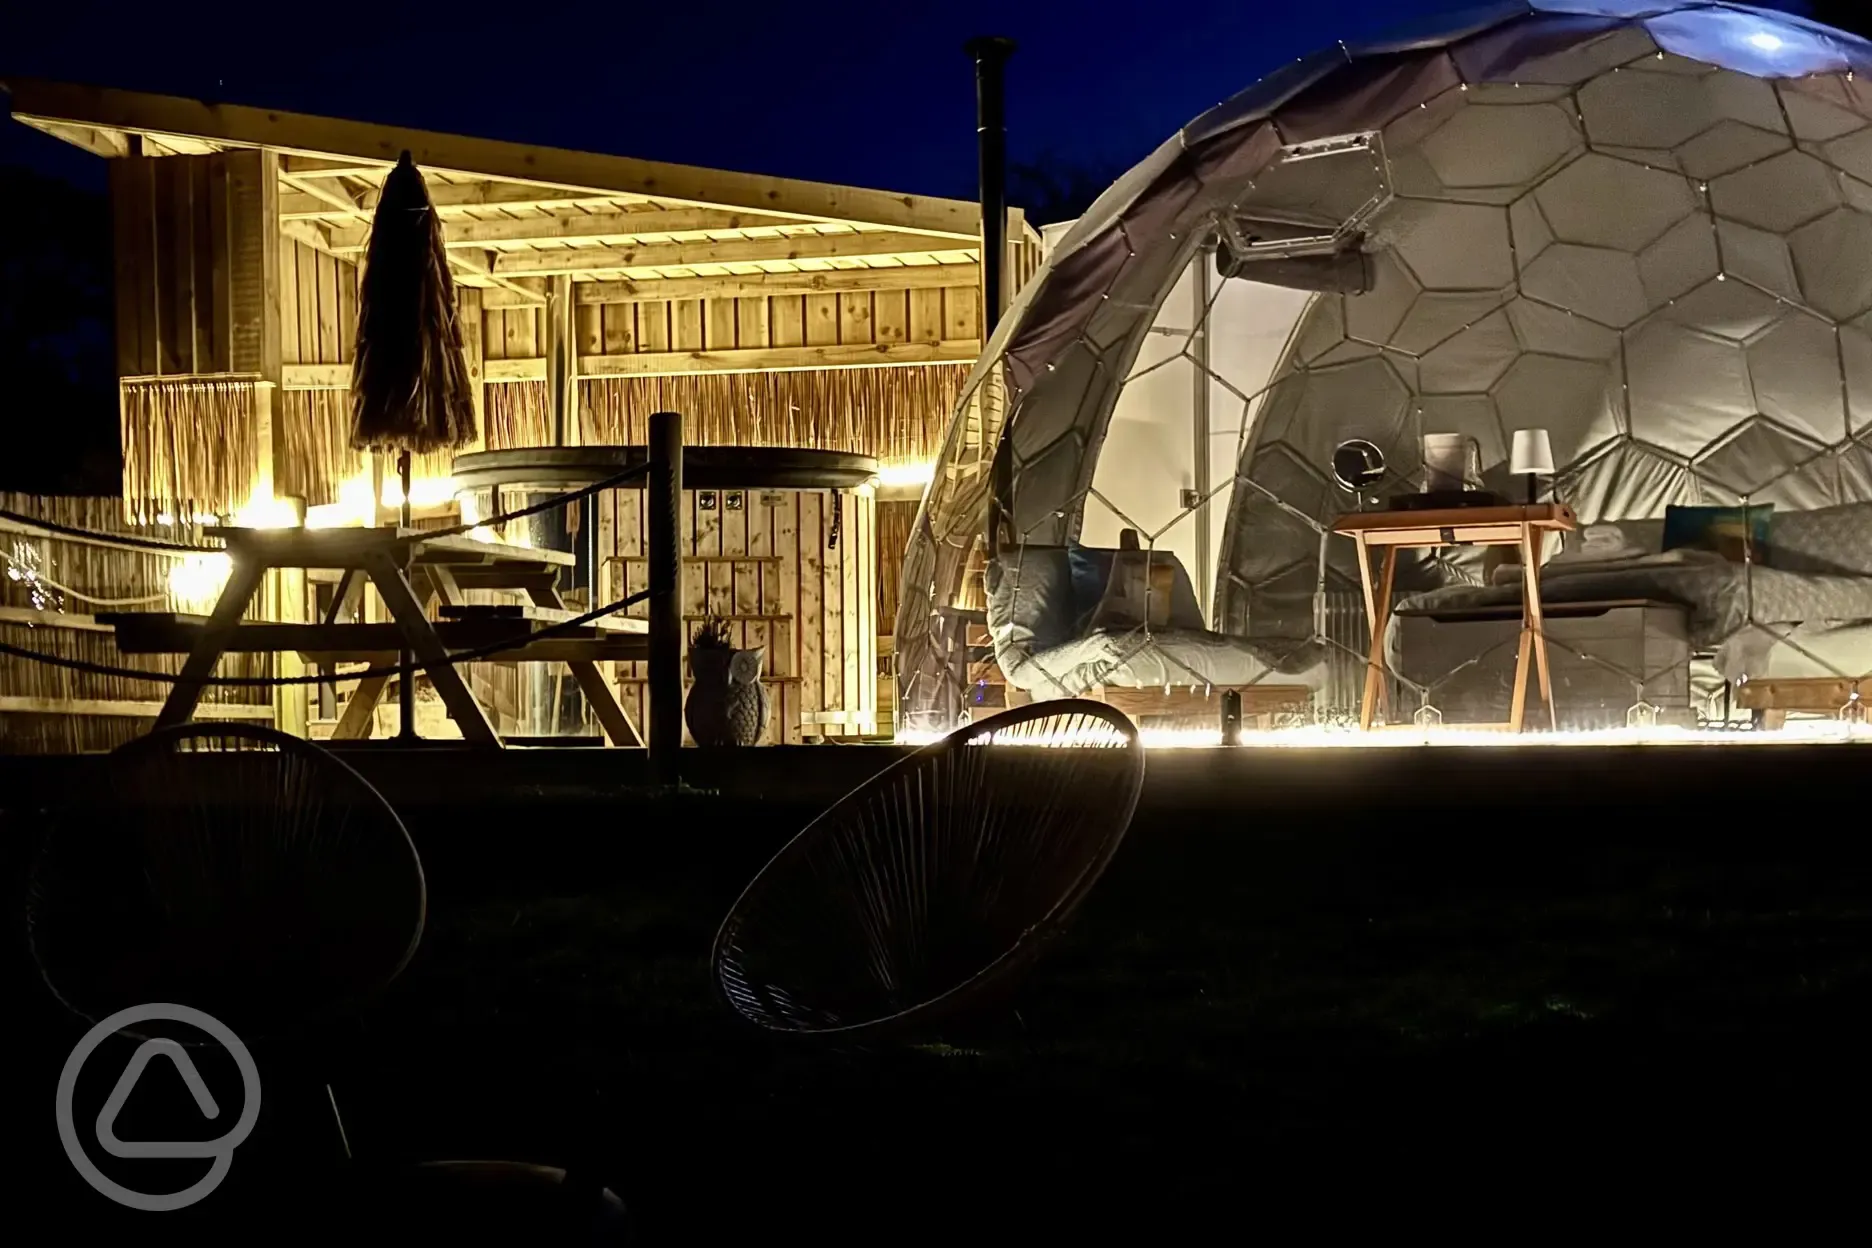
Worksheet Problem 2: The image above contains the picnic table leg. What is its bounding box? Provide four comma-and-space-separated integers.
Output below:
154, 556, 268, 731
332, 665, 391, 740
523, 581, 644, 747
362, 551, 499, 746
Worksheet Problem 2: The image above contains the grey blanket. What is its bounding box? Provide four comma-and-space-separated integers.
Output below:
1394, 551, 1872, 653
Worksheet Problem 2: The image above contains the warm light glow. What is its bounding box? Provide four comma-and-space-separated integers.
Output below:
230, 494, 302, 529
1748, 32, 1783, 51
877, 460, 937, 490
168, 552, 232, 608
900, 719, 1872, 749
306, 472, 460, 529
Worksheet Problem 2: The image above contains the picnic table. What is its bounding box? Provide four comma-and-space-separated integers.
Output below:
98, 525, 646, 747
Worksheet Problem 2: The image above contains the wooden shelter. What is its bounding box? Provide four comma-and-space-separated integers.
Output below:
3, 78, 1042, 748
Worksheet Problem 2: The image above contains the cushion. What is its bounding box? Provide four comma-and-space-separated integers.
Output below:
1551, 522, 1649, 565
1066, 543, 1114, 634
1662, 504, 1774, 566
985, 547, 1076, 665
1087, 549, 1207, 632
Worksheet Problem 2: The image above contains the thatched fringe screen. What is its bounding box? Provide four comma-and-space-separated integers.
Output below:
278, 390, 450, 506
119, 379, 259, 524
1, 492, 270, 754
875, 499, 919, 638
279, 390, 361, 508
579, 366, 968, 465
486, 380, 553, 451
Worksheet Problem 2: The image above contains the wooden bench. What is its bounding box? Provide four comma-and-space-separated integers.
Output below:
1736, 676, 1870, 728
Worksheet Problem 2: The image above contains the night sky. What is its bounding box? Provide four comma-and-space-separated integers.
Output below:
5, 1, 1819, 202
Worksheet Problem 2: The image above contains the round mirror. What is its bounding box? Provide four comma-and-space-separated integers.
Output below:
1332, 439, 1385, 493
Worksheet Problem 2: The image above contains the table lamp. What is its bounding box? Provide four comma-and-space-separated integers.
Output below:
1510, 428, 1555, 505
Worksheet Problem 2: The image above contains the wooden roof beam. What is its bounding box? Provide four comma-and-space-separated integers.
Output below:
491, 231, 976, 276
326, 206, 808, 253
18, 118, 128, 157
4, 78, 982, 238
481, 262, 979, 308
282, 182, 644, 222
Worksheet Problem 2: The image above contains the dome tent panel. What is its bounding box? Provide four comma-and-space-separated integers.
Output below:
900, 2, 1872, 732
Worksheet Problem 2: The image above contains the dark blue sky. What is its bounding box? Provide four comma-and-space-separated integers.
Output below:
3, 1, 1819, 198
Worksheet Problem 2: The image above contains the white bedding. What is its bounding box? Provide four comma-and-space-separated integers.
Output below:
1715, 620, 1872, 682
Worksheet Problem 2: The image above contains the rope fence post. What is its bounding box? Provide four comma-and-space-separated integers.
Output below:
648, 411, 683, 783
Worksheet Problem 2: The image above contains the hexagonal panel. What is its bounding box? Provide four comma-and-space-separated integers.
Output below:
1008, 434, 1087, 543
1790, 209, 1872, 321
1508, 26, 1658, 88
1392, 292, 1513, 358
1659, 278, 1785, 342
1580, 67, 1715, 149
1638, 214, 1720, 307
1256, 355, 1413, 471
1561, 440, 1691, 520
1535, 153, 1698, 251
1293, 296, 1350, 365
1520, 244, 1651, 328
1625, 320, 1756, 456
1777, 84, 1869, 142
1693, 417, 1828, 499
1242, 442, 1335, 538
1490, 354, 1620, 465
1418, 311, 1519, 394
1382, 199, 1515, 291
1746, 313, 1848, 445
1676, 120, 1793, 181
1715, 220, 1801, 301
1420, 102, 1581, 189
1344, 251, 1421, 346
1709, 150, 1842, 233
1505, 297, 1623, 360
1821, 128, 1872, 187
1841, 439, 1872, 501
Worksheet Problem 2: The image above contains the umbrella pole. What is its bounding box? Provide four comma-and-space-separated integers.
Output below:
397, 449, 419, 741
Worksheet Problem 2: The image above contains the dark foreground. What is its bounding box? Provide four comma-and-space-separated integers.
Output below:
4, 741, 1869, 1236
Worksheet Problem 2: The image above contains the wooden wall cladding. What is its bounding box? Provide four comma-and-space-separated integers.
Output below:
278, 238, 359, 368
482, 285, 980, 363
600, 483, 877, 743
110, 150, 276, 379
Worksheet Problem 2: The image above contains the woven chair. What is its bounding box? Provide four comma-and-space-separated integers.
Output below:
27, 722, 425, 1040
27, 723, 629, 1238
712, 699, 1145, 1043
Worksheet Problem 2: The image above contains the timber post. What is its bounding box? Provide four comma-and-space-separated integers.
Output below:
648, 411, 683, 782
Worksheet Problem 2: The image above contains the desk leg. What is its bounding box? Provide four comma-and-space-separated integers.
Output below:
363, 551, 499, 746
1355, 533, 1380, 731
155, 557, 267, 731
524, 581, 644, 748
1521, 526, 1557, 731
1372, 547, 1397, 725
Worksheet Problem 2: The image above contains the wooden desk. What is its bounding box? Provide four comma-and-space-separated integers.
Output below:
1333, 504, 1578, 732
105, 527, 642, 748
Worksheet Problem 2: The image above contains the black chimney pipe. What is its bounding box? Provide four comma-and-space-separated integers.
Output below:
966, 36, 1016, 336
968, 36, 1016, 552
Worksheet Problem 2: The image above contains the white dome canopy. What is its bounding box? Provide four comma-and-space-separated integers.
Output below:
898, 1, 1872, 732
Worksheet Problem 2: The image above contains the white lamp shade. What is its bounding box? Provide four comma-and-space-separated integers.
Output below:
1510, 428, 1555, 476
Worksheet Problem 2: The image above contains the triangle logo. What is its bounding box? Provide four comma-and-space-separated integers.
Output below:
94, 1038, 225, 1160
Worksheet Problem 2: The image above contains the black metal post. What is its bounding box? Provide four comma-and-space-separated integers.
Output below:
969, 36, 1017, 556
397, 448, 417, 741
648, 411, 683, 783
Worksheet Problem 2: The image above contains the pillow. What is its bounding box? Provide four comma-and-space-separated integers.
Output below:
985, 548, 1076, 662
1662, 504, 1773, 566
1550, 523, 1648, 565
1066, 543, 1114, 633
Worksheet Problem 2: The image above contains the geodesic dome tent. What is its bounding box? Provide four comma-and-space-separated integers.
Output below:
896, 0, 1872, 734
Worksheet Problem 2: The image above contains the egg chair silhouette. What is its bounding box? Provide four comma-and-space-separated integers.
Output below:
26, 722, 426, 1040
712, 699, 1145, 1043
